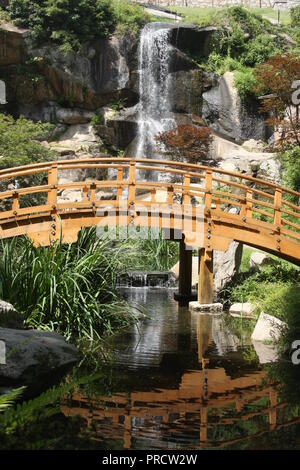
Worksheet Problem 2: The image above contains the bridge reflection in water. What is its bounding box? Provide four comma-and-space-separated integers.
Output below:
60, 291, 300, 450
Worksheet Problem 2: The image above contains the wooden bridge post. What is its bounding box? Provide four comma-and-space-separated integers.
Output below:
198, 248, 214, 304
48, 164, 58, 242
197, 168, 214, 305
128, 161, 136, 206
175, 238, 193, 307
274, 188, 282, 230
47, 164, 58, 207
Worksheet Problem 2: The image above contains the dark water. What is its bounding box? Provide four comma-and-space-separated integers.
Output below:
59, 289, 300, 450
2, 289, 300, 450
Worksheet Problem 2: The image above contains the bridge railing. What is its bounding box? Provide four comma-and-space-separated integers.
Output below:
0, 157, 299, 247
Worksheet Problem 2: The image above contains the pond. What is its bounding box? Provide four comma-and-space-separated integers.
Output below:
1, 288, 300, 450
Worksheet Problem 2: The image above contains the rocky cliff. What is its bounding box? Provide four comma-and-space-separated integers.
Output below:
0, 20, 279, 183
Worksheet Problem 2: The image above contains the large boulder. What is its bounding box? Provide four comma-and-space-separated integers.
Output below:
0, 328, 78, 384
169, 69, 216, 116
251, 312, 287, 343
0, 300, 24, 329
212, 134, 281, 184
229, 302, 255, 319
214, 241, 243, 294
169, 25, 217, 59
202, 71, 266, 143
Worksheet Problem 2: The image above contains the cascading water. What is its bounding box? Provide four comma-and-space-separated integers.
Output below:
134, 23, 176, 160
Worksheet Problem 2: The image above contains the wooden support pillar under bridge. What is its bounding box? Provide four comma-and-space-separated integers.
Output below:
175, 242, 214, 307
174, 240, 214, 307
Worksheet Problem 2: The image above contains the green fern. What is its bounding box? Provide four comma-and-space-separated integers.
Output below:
0, 387, 26, 413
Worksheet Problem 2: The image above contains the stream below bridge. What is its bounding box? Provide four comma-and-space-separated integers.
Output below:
3, 288, 300, 450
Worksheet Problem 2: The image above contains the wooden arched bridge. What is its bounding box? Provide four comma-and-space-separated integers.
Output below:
0, 157, 299, 305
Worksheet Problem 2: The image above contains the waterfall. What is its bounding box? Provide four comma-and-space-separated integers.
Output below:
134, 23, 176, 160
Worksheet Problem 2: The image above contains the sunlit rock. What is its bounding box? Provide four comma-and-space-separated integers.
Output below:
251, 312, 287, 343
252, 340, 279, 364
229, 302, 255, 319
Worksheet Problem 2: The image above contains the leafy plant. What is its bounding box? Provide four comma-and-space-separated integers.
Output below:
6, 0, 148, 51
280, 146, 300, 195
253, 54, 300, 147
234, 68, 258, 102
0, 114, 54, 169
0, 229, 139, 342
155, 125, 213, 164
291, 5, 300, 27
0, 387, 26, 413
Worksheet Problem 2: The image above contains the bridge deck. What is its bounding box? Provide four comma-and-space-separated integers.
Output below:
0, 157, 298, 265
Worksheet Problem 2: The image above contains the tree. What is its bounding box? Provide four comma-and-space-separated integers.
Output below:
253, 54, 300, 147
155, 125, 213, 164
0, 113, 53, 169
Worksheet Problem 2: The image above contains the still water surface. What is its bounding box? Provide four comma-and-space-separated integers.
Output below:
59, 289, 300, 450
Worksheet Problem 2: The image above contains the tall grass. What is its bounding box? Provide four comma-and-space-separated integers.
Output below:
0, 229, 139, 342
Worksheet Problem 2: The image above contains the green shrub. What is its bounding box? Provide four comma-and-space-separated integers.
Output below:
0, 229, 138, 342
222, 261, 300, 320
241, 33, 281, 67
0, 114, 53, 169
291, 5, 300, 27
234, 68, 258, 101
191, 6, 289, 100
113, 0, 149, 36
7, 0, 148, 51
280, 146, 300, 194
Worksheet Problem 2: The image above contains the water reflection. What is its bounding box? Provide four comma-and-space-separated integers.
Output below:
61, 290, 300, 450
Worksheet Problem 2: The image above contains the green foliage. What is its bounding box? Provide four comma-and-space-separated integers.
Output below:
234, 68, 258, 102
135, 230, 179, 271
280, 146, 300, 194
0, 114, 53, 169
222, 260, 300, 322
7, 0, 148, 51
291, 5, 300, 27
0, 387, 26, 413
91, 109, 104, 128
191, 7, 288, 99
108, 94, 127, 112
113, 228, 179, 272
0, 229, 139, 342
112, 0, 149, 37
241, 33, 281, 67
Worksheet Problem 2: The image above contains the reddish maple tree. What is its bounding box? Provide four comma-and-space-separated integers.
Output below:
155, 125, 213, 163
253, 54, 300, 147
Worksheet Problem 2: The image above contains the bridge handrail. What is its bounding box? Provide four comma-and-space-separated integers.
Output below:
0, 157, 299, 260
0, 157, 299, 200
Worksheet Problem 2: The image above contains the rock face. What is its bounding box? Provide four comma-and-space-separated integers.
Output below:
0, 22, 138, 115
169, 25, 217, 58
169, 69, 216, 116
212, 134, 281, 183
214, 241, 243, 294
202, 71, 266, 143
0, 328, 78, 384
251, 312, 287, 343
